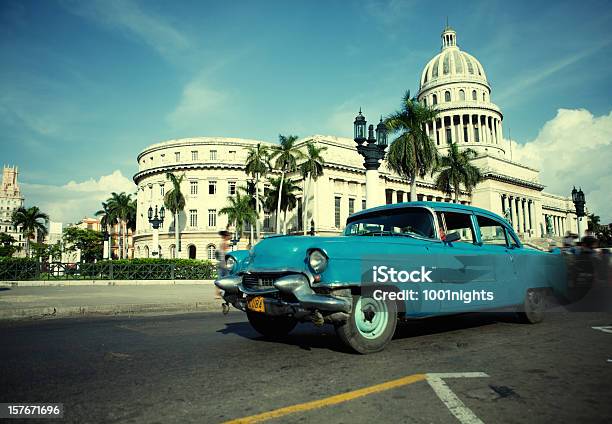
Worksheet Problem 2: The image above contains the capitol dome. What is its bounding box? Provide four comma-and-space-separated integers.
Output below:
416, 26, 505, 158
419, 26, 489, 90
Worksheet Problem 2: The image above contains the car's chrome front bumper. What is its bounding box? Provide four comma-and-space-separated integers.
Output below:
214, 273, 352, 321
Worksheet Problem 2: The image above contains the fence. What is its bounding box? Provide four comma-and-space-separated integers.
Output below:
0, 260, 217, 281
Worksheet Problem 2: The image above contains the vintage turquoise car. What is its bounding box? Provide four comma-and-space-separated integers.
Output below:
215, 202, 566, 353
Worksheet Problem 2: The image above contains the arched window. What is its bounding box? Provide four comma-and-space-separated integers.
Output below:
459, 90, 465, 101
423, 98, 427, 107
483, 92, 486, 102
188, 244, 197, 260
472, 90, 477, 101
432, 94, 437, 105
207, 244, 216, 260
169, 244, 176, 259
444, 91, 451, 102
144, 246, 149, 258
136, 246, 141, 258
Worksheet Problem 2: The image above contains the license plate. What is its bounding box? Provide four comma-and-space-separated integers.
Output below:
246, 296, 265, 313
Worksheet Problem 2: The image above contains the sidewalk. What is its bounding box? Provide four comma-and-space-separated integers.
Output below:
0, 283, 224, 321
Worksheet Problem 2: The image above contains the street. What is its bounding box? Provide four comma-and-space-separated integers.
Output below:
1, 310, 611, 423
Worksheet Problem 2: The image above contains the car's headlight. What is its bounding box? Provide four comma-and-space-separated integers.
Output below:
225, 255, 236, 270
308, 249, 328, 273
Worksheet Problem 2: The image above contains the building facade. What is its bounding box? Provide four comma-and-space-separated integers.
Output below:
132, 27, 579, 260
0, 165, 26, 254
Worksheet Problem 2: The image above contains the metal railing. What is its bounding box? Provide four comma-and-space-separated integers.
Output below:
0, 261, 216, 281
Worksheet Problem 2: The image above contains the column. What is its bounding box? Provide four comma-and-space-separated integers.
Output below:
508, 196, 514, 229
152, 226, 160, 257
528, 200, 533, 234
477, 116, 483, 143
454, 115, 459, 144
521, 199, 527, 233
493, 119, 498, 144
433, 118, 438, 145
515, 197, 521, 233
467, 115, 473, 143
441, 116, 447, 145
501, 194, 506, 216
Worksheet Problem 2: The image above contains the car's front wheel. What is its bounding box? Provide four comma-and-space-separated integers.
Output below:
246, 311, 297, 338
335, 295, 398, 354
516, 288, 546, 324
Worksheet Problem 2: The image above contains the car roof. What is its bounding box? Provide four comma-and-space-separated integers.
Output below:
349, 201, 508, 224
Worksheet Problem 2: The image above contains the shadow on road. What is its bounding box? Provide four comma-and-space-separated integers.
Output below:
217, 312, 520, 354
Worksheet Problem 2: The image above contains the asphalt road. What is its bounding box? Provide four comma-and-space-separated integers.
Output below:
1, 310, 611, 423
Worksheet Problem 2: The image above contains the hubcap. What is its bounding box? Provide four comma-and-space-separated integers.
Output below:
355, 297, 389, 340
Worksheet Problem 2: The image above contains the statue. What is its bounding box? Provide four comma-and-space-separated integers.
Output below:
503, 207, 512, 223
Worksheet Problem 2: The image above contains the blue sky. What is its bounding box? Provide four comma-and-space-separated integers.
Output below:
1, 0, 611, 222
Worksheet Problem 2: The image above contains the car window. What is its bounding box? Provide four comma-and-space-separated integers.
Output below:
477, 215, 508, 246
439, 211, 476, 243
345, 207, 436, 239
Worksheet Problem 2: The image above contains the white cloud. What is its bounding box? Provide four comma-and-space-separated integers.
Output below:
509, 108, 612, 222
21, 170, 136, 224
166, 75, 228, 128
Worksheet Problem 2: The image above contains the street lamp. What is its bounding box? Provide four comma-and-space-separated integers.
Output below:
571, 187, 586, 237
102, 223, 110, 260
354, 109, 388, 208
148, 205, 165, 257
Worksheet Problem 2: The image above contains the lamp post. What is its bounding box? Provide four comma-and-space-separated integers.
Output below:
571, 187, 586, 237
353, 109, 388, 208
102, 223, 110, 260
148, 205, 165, 257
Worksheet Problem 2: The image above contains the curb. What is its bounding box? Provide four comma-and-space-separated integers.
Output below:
0, 301, 224, 321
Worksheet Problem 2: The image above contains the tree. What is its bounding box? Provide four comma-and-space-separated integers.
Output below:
106, 192, 134, 259
587, 213, 601, 232
11, 206, 49, 257
299, 142, 327, 234
385, 90, 440, 201
434, 142, 482, 202
0, 233, 17, 257
270, 135, 304, 234
245, 143, 271, 240
62, 227, 103, 263
164, 172, 186, 258
219, 190, 258, 244
264, 177, 302, 234
95, 201, 115, 259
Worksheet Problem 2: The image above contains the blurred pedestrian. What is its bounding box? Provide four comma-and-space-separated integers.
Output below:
215, 230, 232, 299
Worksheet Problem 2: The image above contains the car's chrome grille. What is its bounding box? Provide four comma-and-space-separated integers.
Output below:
242, 273, 286, 290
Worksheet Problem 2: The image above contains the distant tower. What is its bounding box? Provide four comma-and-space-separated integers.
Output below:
0, 165, 26, 254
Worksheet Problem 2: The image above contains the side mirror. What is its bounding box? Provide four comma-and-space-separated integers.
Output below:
445, 232, 461, 243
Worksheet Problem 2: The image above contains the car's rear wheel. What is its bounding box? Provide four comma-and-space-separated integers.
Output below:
335, 295, 397, 354
516, 288, 546, 324
246, 311, 297, 338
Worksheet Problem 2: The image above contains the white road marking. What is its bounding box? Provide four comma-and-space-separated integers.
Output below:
591, 326, 612, 334
426, 372, 489, 424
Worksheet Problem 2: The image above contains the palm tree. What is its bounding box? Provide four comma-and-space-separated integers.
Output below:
434, 142, 482, 203
587, 213, 601, 232
219, 190, 258, 244
299, 142, 327, 234
245, 143, 271, 239
106, 192, 133, 259
385, 90, 440, 201
270, 134, 304, 234
95, 202, 115, 259
265, 177, 302, 234
11, 206, 49, 257
164, 172, 186, 258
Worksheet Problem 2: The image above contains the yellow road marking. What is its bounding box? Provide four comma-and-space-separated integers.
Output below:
222, 373, 426, 424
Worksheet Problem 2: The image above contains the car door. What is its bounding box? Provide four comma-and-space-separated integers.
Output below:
436, 210, 495, 312
473, 214, 518, 308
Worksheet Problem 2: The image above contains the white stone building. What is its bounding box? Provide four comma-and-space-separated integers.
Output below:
133, 26, 579, 260
0, 165, 26, 254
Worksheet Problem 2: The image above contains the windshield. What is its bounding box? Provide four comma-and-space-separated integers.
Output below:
344, 207, 437, 239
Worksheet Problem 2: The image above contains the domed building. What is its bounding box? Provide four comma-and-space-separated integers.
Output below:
417, 26, 505, 158
133, 27, 579, 259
